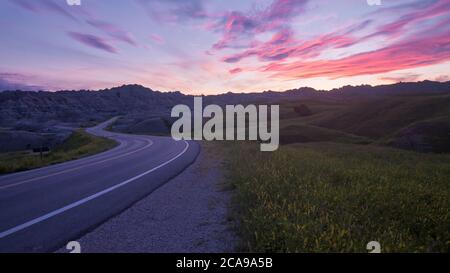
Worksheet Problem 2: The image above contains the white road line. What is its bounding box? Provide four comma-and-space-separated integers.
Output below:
0, 140, 190, 239
0, 138, 154, 190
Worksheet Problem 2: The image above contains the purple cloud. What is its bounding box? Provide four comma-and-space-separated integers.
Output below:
87, 20, 137, 46
211, 0, 309, 50
137, 0, 207, 23
68, 32, 118, 53
363, 0, 450, 41
9, 0, 39, 12
264, 0, 309, 23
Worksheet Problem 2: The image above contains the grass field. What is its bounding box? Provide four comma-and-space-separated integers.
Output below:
225, 141, 450, 253
276, 93, 450, 150
0, 130, 117, 174
218, 91, 450, 252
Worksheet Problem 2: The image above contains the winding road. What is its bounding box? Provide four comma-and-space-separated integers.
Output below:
0, 118, 199, 252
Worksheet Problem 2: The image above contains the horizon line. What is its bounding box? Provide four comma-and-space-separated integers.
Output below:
1, 79, 449, 96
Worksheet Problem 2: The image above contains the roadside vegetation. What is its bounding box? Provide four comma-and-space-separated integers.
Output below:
0, 130, 117, 174
226, 141, 450, 252
221, 91, 450, 252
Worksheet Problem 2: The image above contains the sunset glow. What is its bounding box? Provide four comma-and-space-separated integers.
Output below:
0, 0, 449, 94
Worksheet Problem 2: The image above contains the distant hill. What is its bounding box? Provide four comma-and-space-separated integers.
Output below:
1, 81, 449, 127
1, 80, 449, 152
0, 84, 189, 127
274, 81, 450, 153
327, 80, 450, 97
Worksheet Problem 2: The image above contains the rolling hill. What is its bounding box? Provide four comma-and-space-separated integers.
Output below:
1, 80, 449, 153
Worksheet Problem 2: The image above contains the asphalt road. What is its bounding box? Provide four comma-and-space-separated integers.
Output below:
0, 118, 199, 252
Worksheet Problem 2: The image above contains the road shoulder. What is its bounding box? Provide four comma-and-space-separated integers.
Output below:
58, 141, 238, 253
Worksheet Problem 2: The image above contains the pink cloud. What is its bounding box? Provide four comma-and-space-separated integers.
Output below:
262, 29, 450, 80
379, 73, 421, 83
149, 34, 165, 45
221, 27, 359, 63
220, 0, 450, 82
229, 68, 243, 74
435, 75, 450, 82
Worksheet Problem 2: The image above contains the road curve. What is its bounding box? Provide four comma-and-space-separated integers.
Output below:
0, 118, 200, 252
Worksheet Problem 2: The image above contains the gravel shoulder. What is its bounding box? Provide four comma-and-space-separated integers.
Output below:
58, 141, 238, 253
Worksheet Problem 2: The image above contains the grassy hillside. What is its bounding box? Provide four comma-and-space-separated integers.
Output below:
221, 86, 450, 253
276, 92, 450, 152
280, 124, 371, 145
0, 130, 117, 174
381, 116, 450, 153
225, 142, 450, 252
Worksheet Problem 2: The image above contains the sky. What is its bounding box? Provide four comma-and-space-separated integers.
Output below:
0, 0, 449, 94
